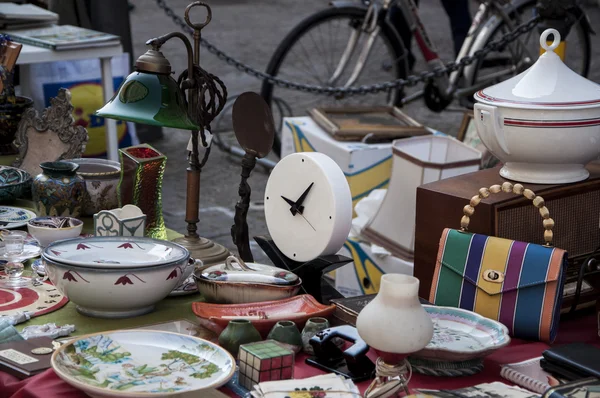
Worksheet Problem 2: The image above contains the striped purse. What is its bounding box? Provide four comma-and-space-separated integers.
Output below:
429, 182, 568, 343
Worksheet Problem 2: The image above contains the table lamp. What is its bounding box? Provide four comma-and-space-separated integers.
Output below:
96, 1, 229, 264
356, 274, 433, 397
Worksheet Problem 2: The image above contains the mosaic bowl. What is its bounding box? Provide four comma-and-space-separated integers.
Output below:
0, 165, 31, 203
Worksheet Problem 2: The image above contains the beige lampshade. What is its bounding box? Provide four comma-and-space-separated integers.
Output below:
362, 136, 481, 260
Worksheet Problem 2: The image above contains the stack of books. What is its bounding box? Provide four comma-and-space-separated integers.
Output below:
3, 24, 120, 51
0, 3, 57, 30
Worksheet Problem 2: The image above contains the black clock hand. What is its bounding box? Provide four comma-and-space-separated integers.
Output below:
281, 196, 297, 215
293, 182, 314, 215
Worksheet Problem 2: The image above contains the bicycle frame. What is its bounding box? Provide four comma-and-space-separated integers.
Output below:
329, 0, 539, 104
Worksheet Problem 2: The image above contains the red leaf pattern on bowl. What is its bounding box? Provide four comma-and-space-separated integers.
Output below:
118, 243, 133, 249
114, 273, 146, 285
63, 270, 90, 283
166, 268, 179, 280
76, 243, 90, 250
115, 276, 133, 285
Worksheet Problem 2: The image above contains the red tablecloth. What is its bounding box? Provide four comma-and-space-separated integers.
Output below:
2, 313, 597, 398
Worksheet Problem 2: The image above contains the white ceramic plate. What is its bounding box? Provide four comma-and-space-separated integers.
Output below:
412, 306, 511, 362
43, 237, 189, 268
52, 330, 235, 397
0, 206, 37, 229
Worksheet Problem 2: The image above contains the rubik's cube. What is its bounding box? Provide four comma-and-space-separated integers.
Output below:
238, 340, 294, 390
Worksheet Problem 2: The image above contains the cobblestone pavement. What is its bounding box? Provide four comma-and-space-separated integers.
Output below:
130, 0, 600, 262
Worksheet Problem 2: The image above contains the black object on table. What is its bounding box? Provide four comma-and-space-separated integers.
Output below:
254, 235, 352, 304
306, 325, 375, 382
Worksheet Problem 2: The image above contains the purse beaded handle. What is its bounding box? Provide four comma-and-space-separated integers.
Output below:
460, 182, 554, 247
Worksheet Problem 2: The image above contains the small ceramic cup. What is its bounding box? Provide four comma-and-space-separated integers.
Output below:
301, 317, 330, 355
218, 319, 262, 358
267, 321, 302, 354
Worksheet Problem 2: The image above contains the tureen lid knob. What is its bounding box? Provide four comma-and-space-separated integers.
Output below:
540, 28, 561, 53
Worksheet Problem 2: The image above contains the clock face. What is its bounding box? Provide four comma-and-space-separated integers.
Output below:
264, 152, 352, 262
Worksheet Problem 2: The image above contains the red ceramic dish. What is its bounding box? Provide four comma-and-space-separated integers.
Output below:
192, 294, 336, 338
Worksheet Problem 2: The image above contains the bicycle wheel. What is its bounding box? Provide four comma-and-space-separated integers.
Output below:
469, 0, 591, 93
261, 6, 408, 157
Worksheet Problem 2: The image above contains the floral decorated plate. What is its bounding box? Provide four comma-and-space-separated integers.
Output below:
0, 206, 37, 229
51, 330, 235, 398
43, 237, 189, 268
411, 306, 510, 362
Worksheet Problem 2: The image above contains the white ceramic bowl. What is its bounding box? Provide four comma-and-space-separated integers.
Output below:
27, 217, 84, 247
44, 257, 195, 318
474, 103, 600, 184
42, 237, 193, 318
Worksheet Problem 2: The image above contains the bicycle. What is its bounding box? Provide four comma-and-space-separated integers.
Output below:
261, 0, 593, 157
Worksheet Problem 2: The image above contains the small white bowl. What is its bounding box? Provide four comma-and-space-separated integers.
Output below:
27, 217, 84, 247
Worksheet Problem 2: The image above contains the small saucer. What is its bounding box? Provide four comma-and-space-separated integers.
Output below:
169, 275, 198, 297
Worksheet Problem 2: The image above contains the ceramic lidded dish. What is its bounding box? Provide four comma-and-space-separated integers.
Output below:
0, 165, 31, 203
51, 330, 235, 398
411, 306, 510, 362
43, 235, 188, 267
474, 29, 600, 184
193, 256, 302, 304
41, 237, 194, 318
27, 216, 84, 247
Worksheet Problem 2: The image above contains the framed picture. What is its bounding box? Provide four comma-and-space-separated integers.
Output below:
309, 106, 429, 141
457, 110, 499, 169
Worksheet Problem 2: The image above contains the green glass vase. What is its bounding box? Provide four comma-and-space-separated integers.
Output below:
118, 144, 167, 239
218, 319, 262, 358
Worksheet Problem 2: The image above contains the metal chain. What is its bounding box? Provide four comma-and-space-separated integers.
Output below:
155, 0, 539, 97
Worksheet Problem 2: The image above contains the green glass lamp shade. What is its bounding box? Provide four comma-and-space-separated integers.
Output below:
96, 71, 200, 130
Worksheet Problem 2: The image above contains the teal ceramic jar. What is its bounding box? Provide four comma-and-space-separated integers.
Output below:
218, 319, 262, 358
32, 161, 86, 217
267, 321, 302, 354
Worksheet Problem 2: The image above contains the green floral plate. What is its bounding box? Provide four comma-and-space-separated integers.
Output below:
51, 330, 235, 398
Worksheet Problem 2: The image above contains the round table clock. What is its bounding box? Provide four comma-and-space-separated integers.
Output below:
264, 152, 352, 262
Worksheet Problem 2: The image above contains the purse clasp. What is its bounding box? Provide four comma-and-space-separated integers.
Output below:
483, 270, 504, 283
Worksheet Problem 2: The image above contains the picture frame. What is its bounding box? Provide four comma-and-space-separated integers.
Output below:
309, 106, 429, 141
12, 88, 88, 177
457, 110, 499, 169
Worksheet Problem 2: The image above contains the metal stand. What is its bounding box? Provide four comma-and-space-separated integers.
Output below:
254, 235, 351, 304
231, 153, 256, 262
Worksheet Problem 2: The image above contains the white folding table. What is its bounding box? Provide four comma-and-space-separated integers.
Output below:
16, 43, 124, 161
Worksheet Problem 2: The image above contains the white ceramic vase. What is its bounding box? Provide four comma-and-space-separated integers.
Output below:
356, 274, 433, 359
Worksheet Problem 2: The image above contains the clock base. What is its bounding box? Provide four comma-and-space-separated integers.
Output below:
172, 235, 230, 266
254, 235, 352, 304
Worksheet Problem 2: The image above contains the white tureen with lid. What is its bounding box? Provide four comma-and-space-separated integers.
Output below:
474, 28, 600, 184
